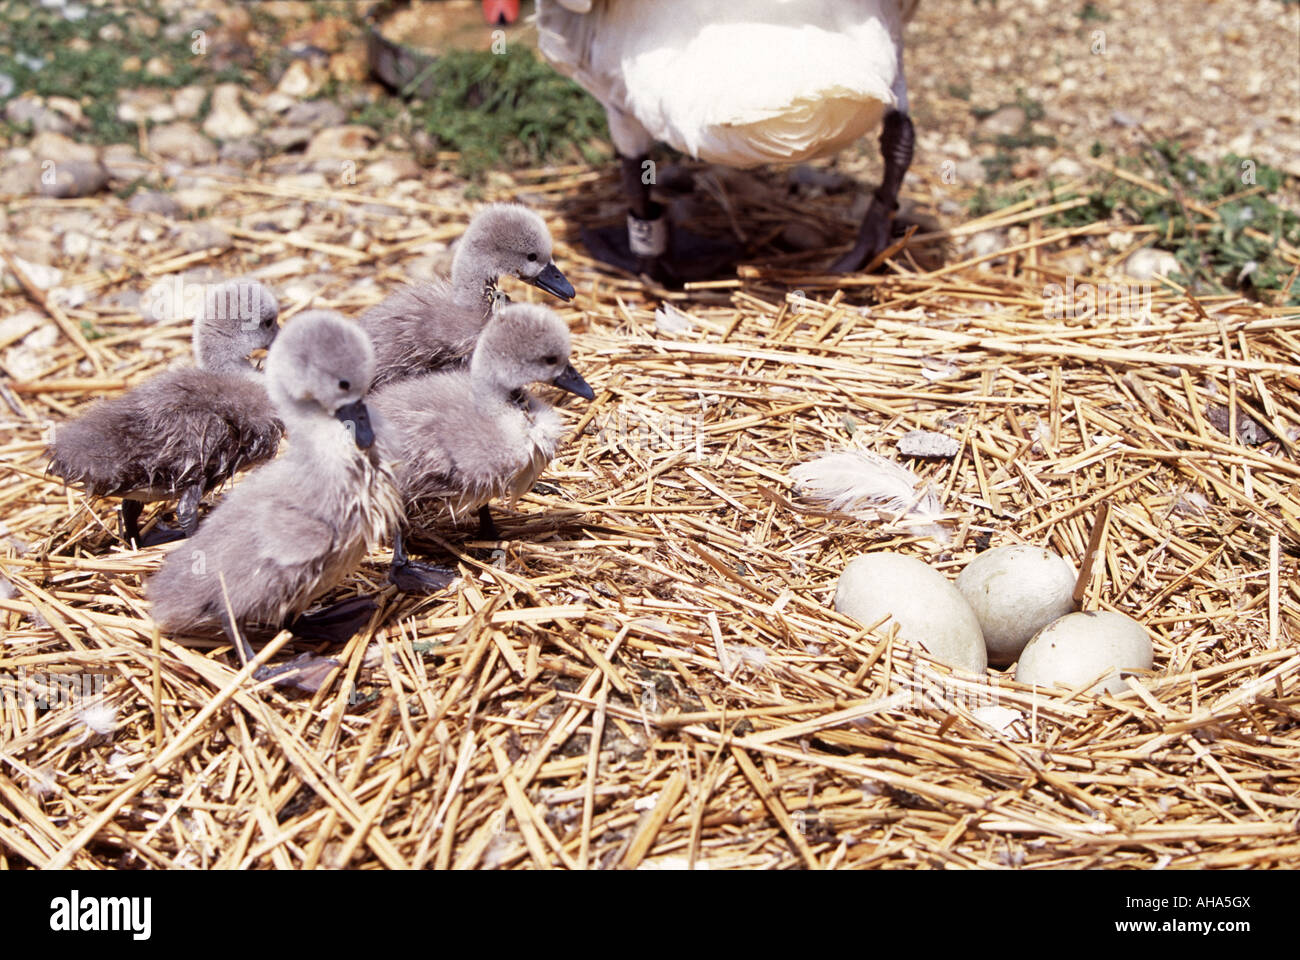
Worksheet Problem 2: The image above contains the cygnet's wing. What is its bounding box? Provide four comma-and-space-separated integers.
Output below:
371, 370, 536, 518
358, 281, 484, 387
48, 369, 283, 499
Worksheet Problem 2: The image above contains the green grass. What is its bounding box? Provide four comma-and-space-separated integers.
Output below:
970, 90, 1056, 183
0, 0, 243, 143
969, 141, 1300, 306
388, 47, 610, 178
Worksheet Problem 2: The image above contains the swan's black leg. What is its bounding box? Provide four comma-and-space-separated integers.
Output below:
832, 110, 914, 272
581, 153, 741, 286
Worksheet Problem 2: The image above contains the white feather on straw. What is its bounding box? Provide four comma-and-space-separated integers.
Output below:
789, 449, 949, 541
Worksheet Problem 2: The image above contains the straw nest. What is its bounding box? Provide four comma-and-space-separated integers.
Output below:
1, 154, 1298, 870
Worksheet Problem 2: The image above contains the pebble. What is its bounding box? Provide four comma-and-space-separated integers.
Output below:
263, 127, 313, 152
100, 143, 148, 181
44, 96, 86, 129
953, 158, 986, 184
4, 95, 74, 134
967, 231, 1005, 259
978, 105, 1026, 137
897, 430, 960, 459
0, 310, 45, 346
283, 99, 347, 130
941, 137, 973, 160
305, 125, 376, 159
219, 140, 263, 166
117, 88, 176, 124
275, 59, 325, 99
1046, 156, 1085, 179
175, 223, 232, 253
171, 85, 207, 120
1124, 248, 1181, 280
127, 190, 180, 217
4, 324, 60, 381
29, 131, 99, 165
329, 46, 369, 85
261, 92, 297, 114
4, 255, 62, 290
364, 155, 422, 185
50, 285, 90, 310
203, 84, 258, 140
107, 221, 137, 246
38, 159, 108, 198
149, 122, 218, 165
172, 187, 225, 213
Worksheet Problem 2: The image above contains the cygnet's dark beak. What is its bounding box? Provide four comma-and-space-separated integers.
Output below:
552, 363, 595, 400
527, 262, 575, 301
335, 399, 375, 449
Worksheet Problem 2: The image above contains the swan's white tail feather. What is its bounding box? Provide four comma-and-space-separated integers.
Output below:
790, 449, 950, 542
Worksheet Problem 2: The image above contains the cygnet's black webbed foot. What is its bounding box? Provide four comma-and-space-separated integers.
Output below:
388, 559, 458, 594
830, 110, 914, 274
253, 654, 341, 694
388, 528, 458, 595
220, 612, 337, 693
176, 483, 203, 538
119, 500, 145, 548
136, 522, 189, 547
580, 221, 741, 287
287, 596, 377, 643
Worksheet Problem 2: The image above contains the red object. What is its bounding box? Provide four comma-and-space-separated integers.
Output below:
483, 0, 520, 25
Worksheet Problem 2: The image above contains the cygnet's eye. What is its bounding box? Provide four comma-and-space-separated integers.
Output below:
338, 379, 350, 390
527, 253, 538, 262
542, 354, 559, 366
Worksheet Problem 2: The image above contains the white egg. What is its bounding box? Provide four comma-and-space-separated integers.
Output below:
956, 545, 1077, 666
1015, 611, 1154, 695
834, 553, 987, 674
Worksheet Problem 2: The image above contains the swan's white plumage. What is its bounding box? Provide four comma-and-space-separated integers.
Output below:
790, 447, 950, 543
538, 0, 917, 168
790, 449, 934, 516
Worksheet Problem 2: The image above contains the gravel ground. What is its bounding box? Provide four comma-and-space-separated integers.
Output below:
888, 0, 1300, 187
